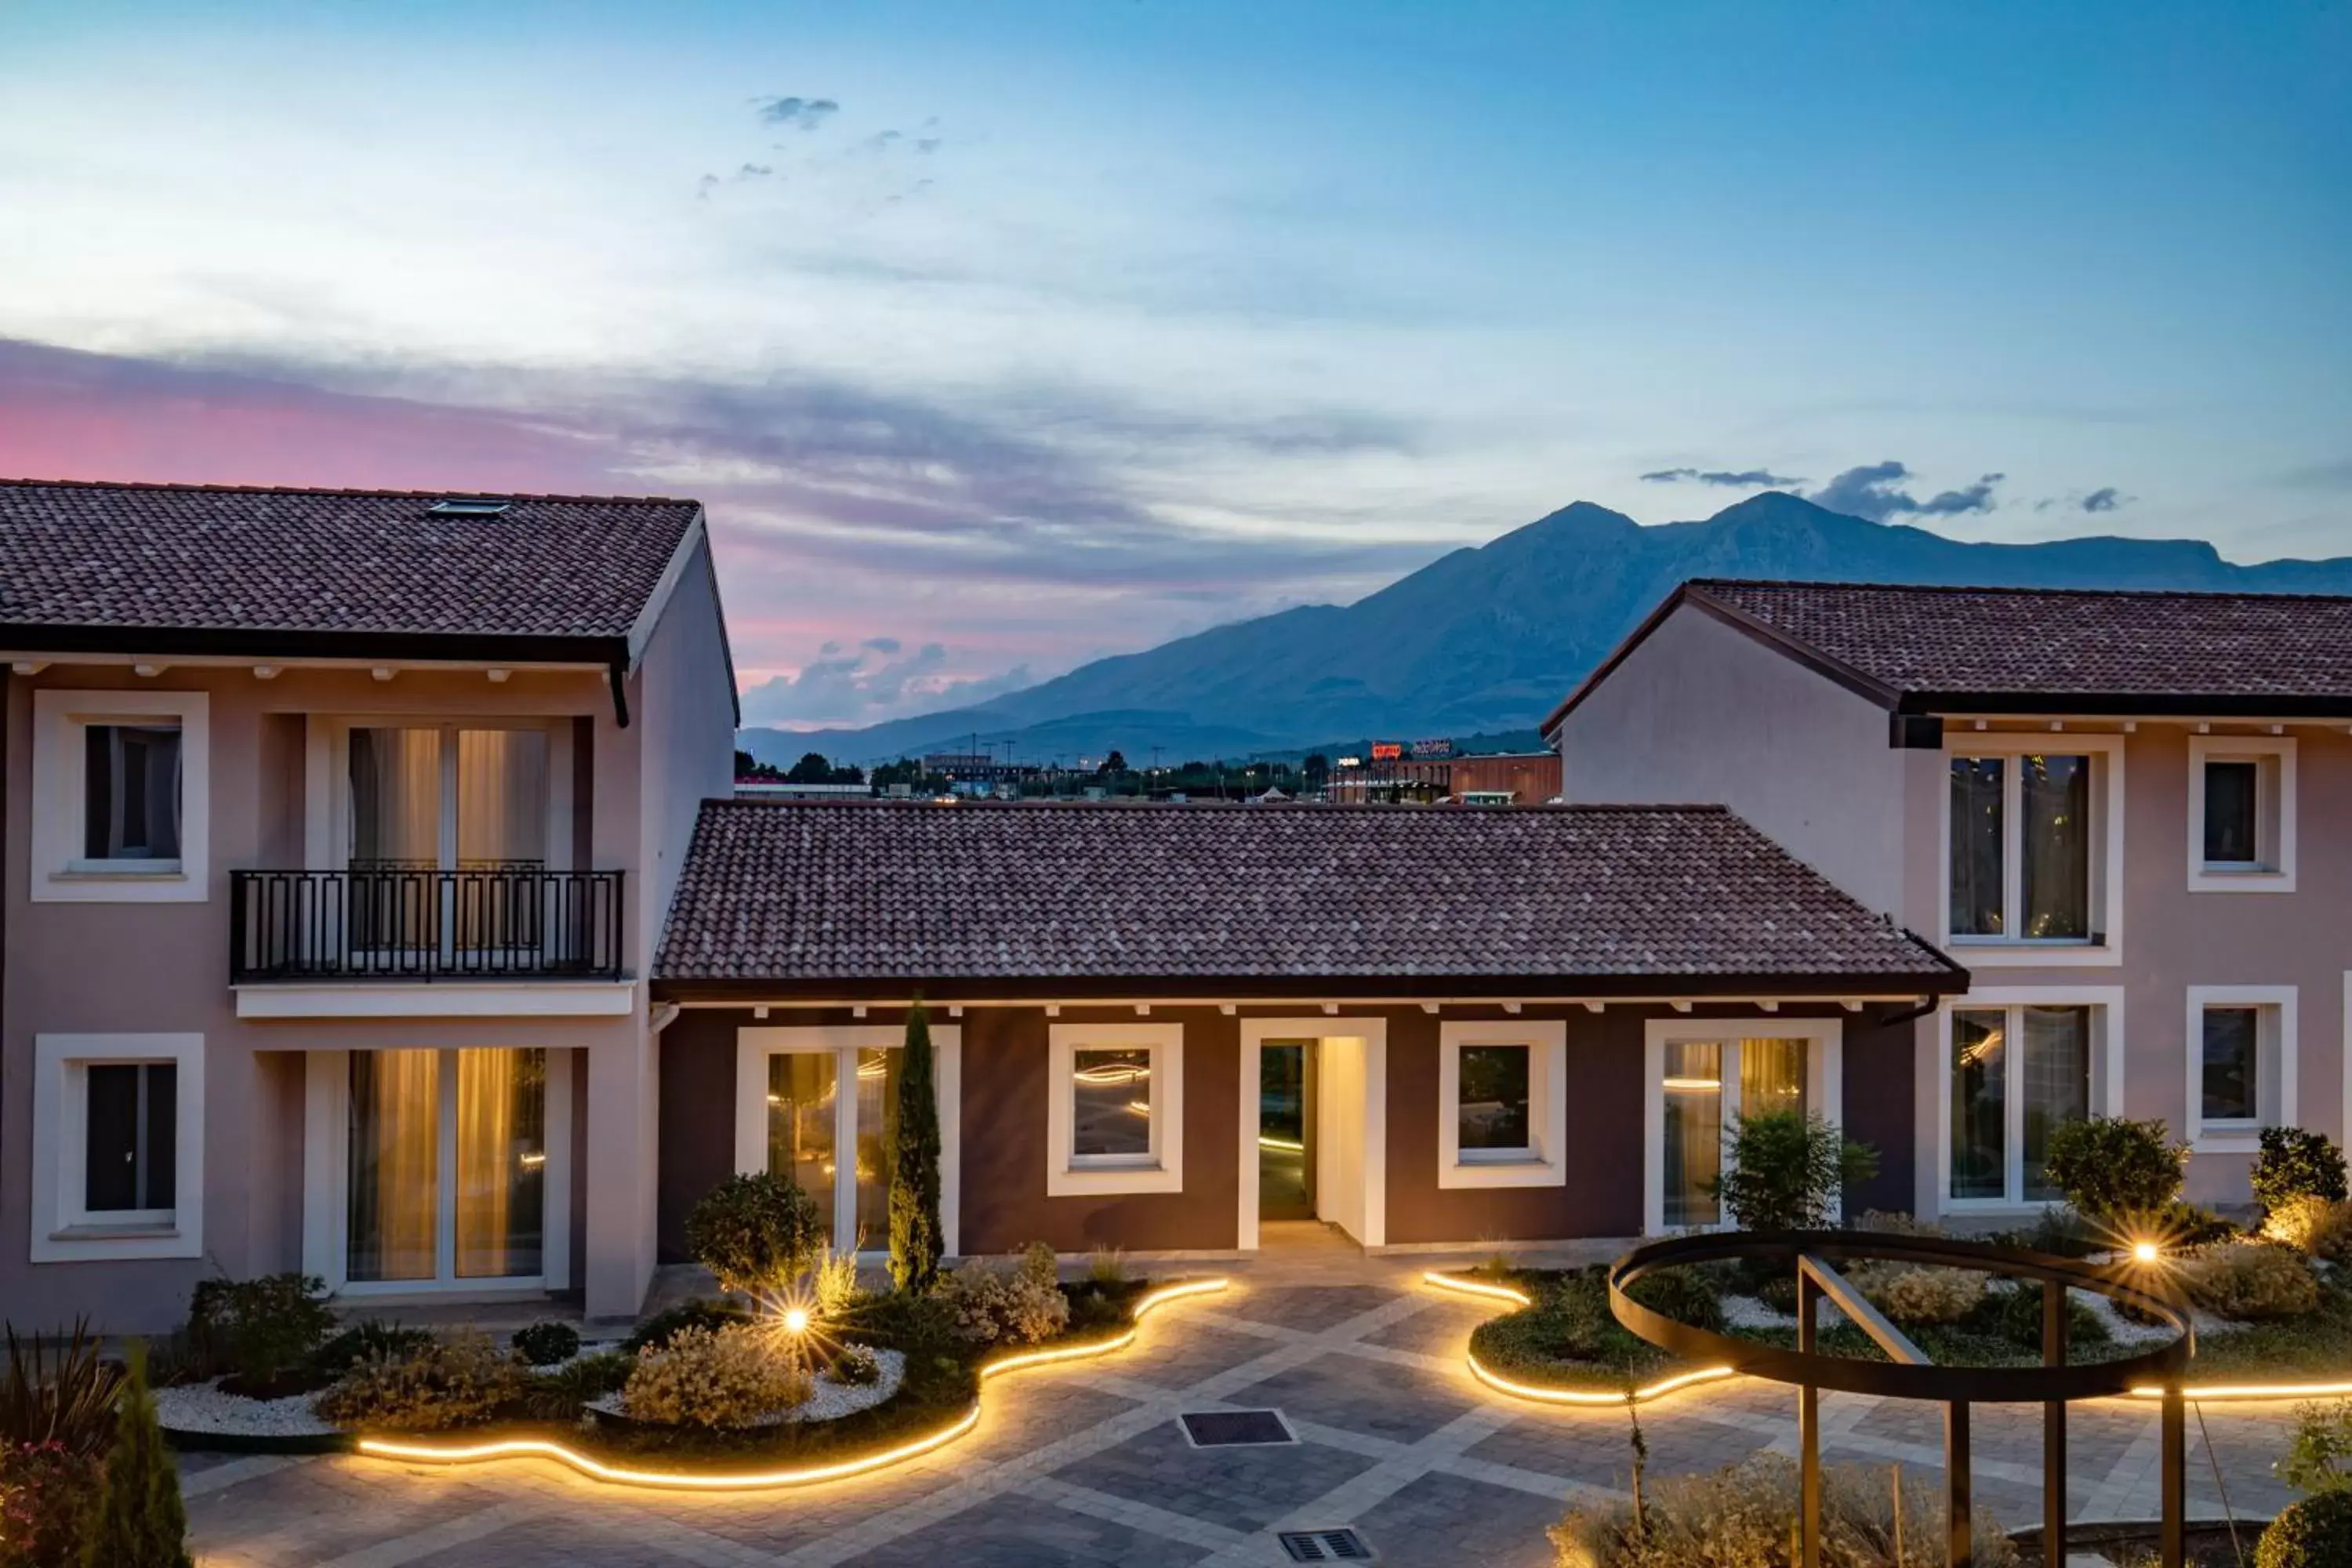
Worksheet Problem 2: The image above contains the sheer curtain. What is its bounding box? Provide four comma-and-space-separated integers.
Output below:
1661, 1040, 1722, 1227
348, 1051, 439, 1281
852, 1048, 898, 1246
2020, 1007, 2089, 1201
349, 729, 440, 865
1951, 1011, 2007, 1200
456, 1048, 546, 1279
768, 1054, 838, 1246
2021, 756, 2091, 938
456, 731, 548, 868
1738, 1038, 1808, 1120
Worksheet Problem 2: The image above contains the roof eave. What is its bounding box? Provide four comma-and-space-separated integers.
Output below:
1902, 691, 2352, 720
650, 967, 1971, 1004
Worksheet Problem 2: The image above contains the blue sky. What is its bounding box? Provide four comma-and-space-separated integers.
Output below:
2, 1, 2345, 726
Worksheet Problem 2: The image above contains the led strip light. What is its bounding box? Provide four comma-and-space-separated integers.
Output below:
1422, 1269, 1736, 1406
355, 1276, 1231, 1490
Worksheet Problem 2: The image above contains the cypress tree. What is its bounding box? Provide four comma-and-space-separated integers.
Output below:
81, 1343, 191, 1568
888, 1002, 946, 1292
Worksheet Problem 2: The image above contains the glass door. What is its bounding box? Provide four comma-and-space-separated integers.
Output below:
346, 1047, 554, 1288
1258, 1040, 1315, 1221
762, 1046, 900, 1250
347, 726, 552, 965
1657, 1036, 1809, 1230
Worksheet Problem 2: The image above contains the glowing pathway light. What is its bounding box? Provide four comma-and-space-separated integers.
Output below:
1423, 1269, 1734, 1406
355, 1276, 1232, 1491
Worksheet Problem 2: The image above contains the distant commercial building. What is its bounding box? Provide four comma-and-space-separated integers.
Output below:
923, 752, 1039, 785
1447, 750, 1563, 804
1325, 741, 1558, 805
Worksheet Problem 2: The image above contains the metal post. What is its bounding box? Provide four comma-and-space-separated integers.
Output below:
1797, 1266, 1820, 1568
1945, 1401, 1971, 1568
2161, 1383, 2186, 1568
2044, 1278, 2067, 1564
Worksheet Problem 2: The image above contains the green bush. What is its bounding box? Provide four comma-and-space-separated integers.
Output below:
2186, 1243, 2321, 1322
0, 1440, 103, 1568
626, 1299, 751, 1355
310, 1321, 435, 1379
622, 1325, 808, 1429
2039, 1116, 2187, 1220
76, 1346, 190, 1568
1708, 1110, 1876, 1232
831, 1344, 883, 1386
520, 1350, 633, 1421
315, 1332, 524, 1432
2256, 1128, 2350, 1214
1624, 1266, 1725, 1335
1861, 1265, 1985, 1328
187, 1274, 337, 1396
1, 1323, 122, 1457
510, 1321, 581, 1367
939, 1243, 1069, 1345
684, 1173, 827, 1297
2263, 1196, 2352, 1258
1549, 1454, 2017, 1566
2276, 1399, 2352, 1495
2259, 1488, 2352, 1568
888, 1004, 946, 1294
1993, 1282, 2110, 1354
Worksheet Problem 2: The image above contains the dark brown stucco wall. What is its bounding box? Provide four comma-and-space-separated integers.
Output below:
658, 1008, 739, 1263
1839, 1007, 1918, 1218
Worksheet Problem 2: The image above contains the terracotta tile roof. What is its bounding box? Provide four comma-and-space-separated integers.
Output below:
654, 800, 1961, 995
0, 480, 702, 645
1691, 579, 2352, 705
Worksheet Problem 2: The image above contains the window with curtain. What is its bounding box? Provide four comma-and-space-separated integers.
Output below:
348, 1050, 440, 1282
1950, 1005, 2090, 1203
455, 1048, 546, 1279
2201, 1007, 2259, 1123
1947, 754, 2093, 942
766, 1054, 839, 1245
349, 1047, 547, 1284
852, 1047, 898, 1242
1661, 1041, 1722, 1227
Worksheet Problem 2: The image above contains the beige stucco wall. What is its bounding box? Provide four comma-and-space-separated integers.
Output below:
1, 546, 737, 1332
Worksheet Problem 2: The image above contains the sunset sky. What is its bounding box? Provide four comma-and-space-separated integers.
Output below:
2, 2, 2346, 728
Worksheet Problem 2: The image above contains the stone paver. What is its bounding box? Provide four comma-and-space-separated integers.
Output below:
183, 1254, 2317, 1567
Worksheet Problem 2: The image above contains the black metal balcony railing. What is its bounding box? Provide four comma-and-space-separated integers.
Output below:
230, 866, 625, 982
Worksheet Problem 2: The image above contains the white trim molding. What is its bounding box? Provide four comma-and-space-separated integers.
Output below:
1936, 986, 2125, 1216
734, 1024, 964, 1254
1044, 1022, 1184, 1196
1236, 1017, 1388, 1251
31, 1033, 206, 1262
235, 981, 637, 1019
1641, 1016, 1843, 1236
1938, 731, 2125, 967
2186, 735, 2296, 894
1437, 1019, 1567, 1189
2183, 985, 2297, 1152
29, 689, 210, 902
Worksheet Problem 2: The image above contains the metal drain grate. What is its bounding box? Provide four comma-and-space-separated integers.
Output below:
1279, 1527, 1372, 1562
1178, 1408, 1297, 1447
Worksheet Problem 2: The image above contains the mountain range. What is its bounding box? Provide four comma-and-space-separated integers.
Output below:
739, 491, 2352, 766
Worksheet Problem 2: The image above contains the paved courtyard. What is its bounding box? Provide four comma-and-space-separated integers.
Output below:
181, 1258, 2310, 1567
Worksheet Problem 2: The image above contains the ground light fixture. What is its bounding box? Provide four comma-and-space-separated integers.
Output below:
354, 1276, 1231, 1491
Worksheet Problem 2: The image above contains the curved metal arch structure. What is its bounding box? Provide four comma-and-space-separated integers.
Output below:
1610, 1230, 2194, 1568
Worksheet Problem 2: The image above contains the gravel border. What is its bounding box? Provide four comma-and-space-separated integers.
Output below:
158, 1379, 343, 1441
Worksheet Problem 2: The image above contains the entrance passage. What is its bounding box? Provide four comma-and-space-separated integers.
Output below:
1258, 1040, 1316, 1220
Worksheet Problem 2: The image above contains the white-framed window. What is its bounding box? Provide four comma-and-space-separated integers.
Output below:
1642, 1018, 1842, 1233
2184, 986, 2296, 1151
1942, 732, 2123, 965
1938, 988, 2123, 1211
1047, 1022, 1183, 1196
302, 1047, 571, 1294
1438, 1020, 1566, 1189
30, 1033, 205, 1262
30, 690, 209, 902
735, 1025, 964, 1249
2187, 736, 2296, 893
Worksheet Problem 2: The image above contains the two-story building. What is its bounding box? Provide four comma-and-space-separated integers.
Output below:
1, 481, 737, 1332
1548, 579, 2352, 1221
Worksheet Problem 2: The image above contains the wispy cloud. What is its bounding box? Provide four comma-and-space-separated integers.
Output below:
2080, 486, 2123, 513
756, 95, 839, 131
1639, 466, 1804, 487
1809, 460, 2003, 522
739, 640, 1036, 727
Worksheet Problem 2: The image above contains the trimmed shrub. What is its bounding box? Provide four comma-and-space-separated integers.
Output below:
0, 1440, 103, 1568
831, 1344, 883, 1387
2263, 1195, 2352, 1258
622, 1325, 810, 1429
310, 1321, 434, 1379
2185, 1243, 2321, 1323
510, 1322, 580, 1368
940, 1243, 1070, 1346
1624, 1266, 1726, 1335
2259, 1488, 2352, 1568
2255, 1128, 2351, 1214
2276, 1399, 2352, 1496
1862, 1265, 1986, 1328
684, 1173, 827, 1298
626, 1298, 751, 1355
2039, 1116, 2187, 1220
315, 1332, 524, 1432
520, 1351, 633, 1421
187, 1274, 338, 1397
77, 1346, 191, 1568
889, 1004, 947, 1294
1708, 1110, 1877, 1232
1549, 1454, 2017, 1567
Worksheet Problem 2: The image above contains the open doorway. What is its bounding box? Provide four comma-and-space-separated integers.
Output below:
1258, 1040, 1316, 1221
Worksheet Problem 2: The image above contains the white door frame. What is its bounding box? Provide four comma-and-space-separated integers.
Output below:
1237, 1017, 1387, 1250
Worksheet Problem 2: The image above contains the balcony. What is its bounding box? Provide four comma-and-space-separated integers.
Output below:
230, 866, 625, 984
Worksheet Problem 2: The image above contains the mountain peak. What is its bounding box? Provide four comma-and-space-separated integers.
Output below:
1527, 500, 1640, 535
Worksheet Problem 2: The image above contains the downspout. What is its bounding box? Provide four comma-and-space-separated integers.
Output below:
607, 658, 632, 728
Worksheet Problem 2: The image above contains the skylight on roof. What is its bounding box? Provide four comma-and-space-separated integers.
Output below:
428, 497, 511, 516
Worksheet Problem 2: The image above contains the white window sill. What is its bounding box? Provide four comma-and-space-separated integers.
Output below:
52, 866, 187, 883
2189, 866, 2296, 895
1439, 1155, 1563, 1190
2191, 1127, 2262, 1154
50, 1221, 180, 1242
1945, 938, 2121, 969
1046, 1163, 1182, 1197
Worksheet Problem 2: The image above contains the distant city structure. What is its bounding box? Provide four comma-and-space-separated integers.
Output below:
1324, 741, 1558, 805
